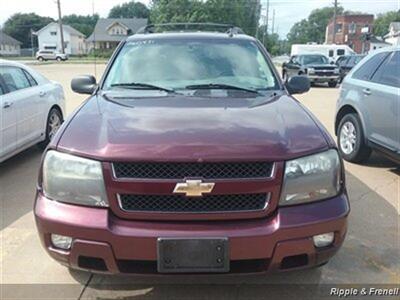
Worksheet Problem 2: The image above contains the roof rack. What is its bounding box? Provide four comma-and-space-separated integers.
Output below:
136, 23, 244, 36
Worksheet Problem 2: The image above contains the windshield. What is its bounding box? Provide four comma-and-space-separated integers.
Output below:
300, 55, 329, 65
103, 38, 279, 91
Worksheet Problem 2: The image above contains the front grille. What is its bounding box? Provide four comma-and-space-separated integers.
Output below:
313, 66, 335, 70
119, 193, 269, 213
113, 162, 273, 179
315, 71, 334, 76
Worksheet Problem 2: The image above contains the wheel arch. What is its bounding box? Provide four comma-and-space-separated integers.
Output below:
335, 105, 366, 138
49, 104, 64, 121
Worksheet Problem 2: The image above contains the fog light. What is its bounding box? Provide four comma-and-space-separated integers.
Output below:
51, 234, 72, 250
313, 232, 334, 248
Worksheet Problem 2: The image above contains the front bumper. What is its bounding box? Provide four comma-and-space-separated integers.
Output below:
35, 192, 349, 275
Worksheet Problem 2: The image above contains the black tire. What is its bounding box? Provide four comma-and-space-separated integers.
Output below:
337, 113, 371, 163
38, 56, 44, 62
328, 81, 338, 88
38, 108, 63, 149
56, 57, 62, 62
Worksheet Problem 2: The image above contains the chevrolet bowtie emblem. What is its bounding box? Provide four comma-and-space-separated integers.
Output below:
173, 180, 215, 197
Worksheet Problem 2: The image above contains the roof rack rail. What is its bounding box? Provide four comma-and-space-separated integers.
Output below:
136, 23, 244, 35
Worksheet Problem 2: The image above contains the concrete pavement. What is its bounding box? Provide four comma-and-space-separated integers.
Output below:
0, 64, 398, 299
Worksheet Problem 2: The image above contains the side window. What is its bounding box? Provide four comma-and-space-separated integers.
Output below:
337, 49, 345, 56
347, 57, 356, 66
328, 50, 334, 57
371, 51, 400, 88
0, 67, 31, 92
339, 57, 350, 66
352, 52, 389, 81
23, 70, 38, 86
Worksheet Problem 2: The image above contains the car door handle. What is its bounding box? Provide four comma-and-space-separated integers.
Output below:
39, 91, 47, 97
3, 101, 13, 109
363, 88, 371, 96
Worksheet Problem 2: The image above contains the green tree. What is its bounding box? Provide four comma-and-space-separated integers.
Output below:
205, 0, 260, 36
287, 6, 344, 45
3, 13, 54, 48
62, 14, 99, 37
150, 0, 207, 24
150, 0, 260, 36
109, 1, 150, 19
374, 10, 400, 37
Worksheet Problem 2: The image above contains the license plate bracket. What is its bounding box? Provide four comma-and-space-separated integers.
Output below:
157, 238, 229, 273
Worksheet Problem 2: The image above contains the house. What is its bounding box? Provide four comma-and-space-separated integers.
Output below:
325, 14, 374, 53
384, 22, 400, 46
36, 22, 86, 55
0, 31, 22, 56
86, 18, 147, 50
369, 36, 391, 51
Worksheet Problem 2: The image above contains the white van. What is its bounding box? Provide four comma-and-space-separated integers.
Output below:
291, 44, 355, 62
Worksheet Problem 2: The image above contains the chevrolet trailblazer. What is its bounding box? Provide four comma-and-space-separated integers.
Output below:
34, 24, 349, 275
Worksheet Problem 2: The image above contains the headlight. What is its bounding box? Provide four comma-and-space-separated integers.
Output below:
334, 68, 340, 74
280, 150, 341, 206
308, 68, 315, 74
42, 151, 108, 207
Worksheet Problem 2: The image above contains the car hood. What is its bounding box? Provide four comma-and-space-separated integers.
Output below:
57, 93, 329, 162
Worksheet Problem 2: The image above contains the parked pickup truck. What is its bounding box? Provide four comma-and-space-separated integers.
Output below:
34, 23, 349, 275
283, 54, 340, 87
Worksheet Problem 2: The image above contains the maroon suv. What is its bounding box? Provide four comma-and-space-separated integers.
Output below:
34, 24, 349, 275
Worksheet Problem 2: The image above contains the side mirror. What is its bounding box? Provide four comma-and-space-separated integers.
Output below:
71, 75, 97, 95
285, 75, 310, 95
330, 61, 335, 65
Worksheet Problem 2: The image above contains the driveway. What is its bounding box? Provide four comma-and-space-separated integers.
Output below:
1, 63, 398, 300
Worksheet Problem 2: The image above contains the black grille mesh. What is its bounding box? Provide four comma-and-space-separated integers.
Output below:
119, 193, 268, 213
113, 162, 273, 179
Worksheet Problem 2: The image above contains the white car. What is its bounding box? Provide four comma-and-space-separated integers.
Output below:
0, 60, 65, 163
36, 50, 68, 62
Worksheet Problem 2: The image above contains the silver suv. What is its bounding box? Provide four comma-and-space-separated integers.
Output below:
36, 50, 68, 62
335, 47, 399, 163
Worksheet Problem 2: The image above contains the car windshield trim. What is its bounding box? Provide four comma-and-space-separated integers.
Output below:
185, 83, 261, 94
110, 82, 175, 93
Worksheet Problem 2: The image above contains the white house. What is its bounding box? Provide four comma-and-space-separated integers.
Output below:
369, 36, 391, 52
384, 22, 400, 46
0, 31, 22, 56
86, 18, 147, 50
36, 22, 86, 55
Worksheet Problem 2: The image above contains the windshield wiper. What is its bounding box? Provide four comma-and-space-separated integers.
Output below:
111, 82, 175, 93
185, 83, 260, 94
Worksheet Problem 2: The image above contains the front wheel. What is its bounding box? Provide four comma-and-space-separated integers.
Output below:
56, 57, 62, 62
328, 81, 338, 88
337, 114, 371, 163
38, 108, 63, 149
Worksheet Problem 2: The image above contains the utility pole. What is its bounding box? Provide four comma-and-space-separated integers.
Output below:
271, 9, 275, 35
30, 29, 35, 57
57, 0, 65, 54
332, 0, 338, 44
265, 0, 270, 41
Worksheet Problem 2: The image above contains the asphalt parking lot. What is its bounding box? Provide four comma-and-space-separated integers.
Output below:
1, 63, 399, 299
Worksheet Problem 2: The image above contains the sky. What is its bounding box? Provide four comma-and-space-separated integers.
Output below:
0, 0, 399, 38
